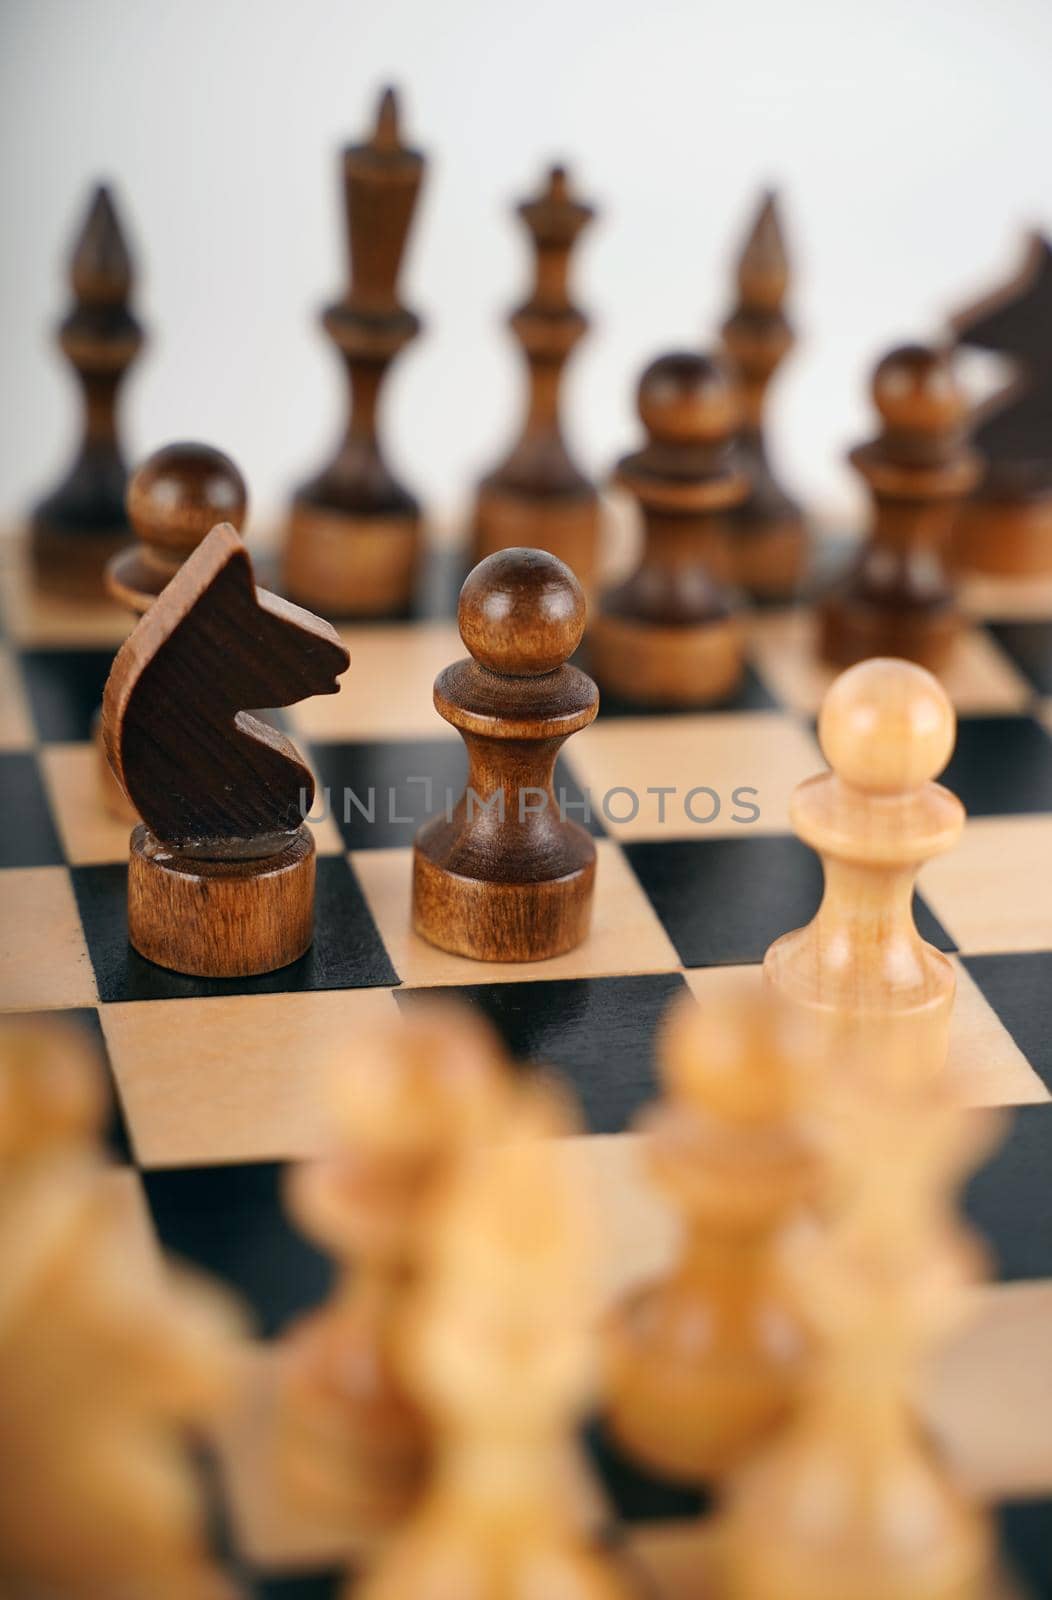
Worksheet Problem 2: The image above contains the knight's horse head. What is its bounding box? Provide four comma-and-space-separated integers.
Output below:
954, 234, 1052, 360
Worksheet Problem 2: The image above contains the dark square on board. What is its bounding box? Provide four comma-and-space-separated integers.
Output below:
310, 737, 603, 852
398, 971, 687, 1135
20, 647, 117, 743
962, 952, 1052, 1096
987, 619, 1052, 696
964, 1103, 1052, 1284
70, 854, 397, 1003
625, 834, 955, 969
941, 715, 1052, 817
0, 750, 64, 867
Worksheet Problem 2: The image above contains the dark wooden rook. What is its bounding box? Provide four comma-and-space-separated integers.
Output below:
31, 185, 145, 597
283, 86, 426, 617
471, 166, 600, 590
103, 525, 350, 977
820, 345, 980, 674
720, 191, 807, 597
590, 352, 747, 706
413, 548, 598, 962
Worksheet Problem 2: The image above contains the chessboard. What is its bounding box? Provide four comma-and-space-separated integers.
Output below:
3, 524, 1052, 1599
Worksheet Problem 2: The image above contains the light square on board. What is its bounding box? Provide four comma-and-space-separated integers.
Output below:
920, 815, 1052, 954
286, 620, 462, 742
101, 987, 399, 1168
0, 866, 97, 1010
0, 646, 33, 748
567, 711, 820, 841
352, 839, 680, 988
0, 546, 129, 648
747, 609, 1031, 718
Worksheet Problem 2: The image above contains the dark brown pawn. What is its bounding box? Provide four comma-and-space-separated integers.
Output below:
31, 185, 145, 598
590, 352, 747, 706
103, 525, 350, 978
720, 191, 807, 598
820, 345, 981, 674
413, 549, 598, 962
472, 166, 600, 590
107, 443, 248, 614
283, 86, 426, 618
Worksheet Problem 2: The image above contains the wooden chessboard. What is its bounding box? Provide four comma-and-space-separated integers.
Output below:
2, 524, 1052, 1599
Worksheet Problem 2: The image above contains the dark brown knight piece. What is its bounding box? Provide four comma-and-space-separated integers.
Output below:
590, 352, 747, 706
820, 345, 980, 674
103, 524, 349, 977
283, 86, 426, 617
413, 548, 598, 962
720, 190, 807, 597
471, 165, 600, 590
30, 185, 145, 598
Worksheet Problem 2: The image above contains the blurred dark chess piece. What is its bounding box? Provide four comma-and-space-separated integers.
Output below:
720, 191, 807, 599
103, 524, 349, 977
413, 547, 598, 962
951, 233, 1052, 575
471, 165, 600, 591
590, 352, 747, 706
283, 86, 426, 617
97, 443, 249, 820
820, 345, 980, 674
30, 184, 145, 599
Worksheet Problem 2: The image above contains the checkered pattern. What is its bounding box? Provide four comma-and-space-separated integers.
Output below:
2, 531, 1052, 1598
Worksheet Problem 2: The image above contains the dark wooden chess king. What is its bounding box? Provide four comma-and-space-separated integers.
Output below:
412, 547, 598, 962
283, 87, 426, 617
820, 344, 981, 674
590, 351, 747, 706
720, 190, 807, 598
30, 184, 145, 599
952, 232, 1052, 576
103, 524, 350, 977
471, 165, 600, 591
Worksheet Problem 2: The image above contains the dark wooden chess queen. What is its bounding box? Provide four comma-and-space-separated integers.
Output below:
590, 352, 747, 706
103, 525, 349, 977
820, 345, 980, 674
952, 233, 1052, 576
720, 191, 807, 598
283, 87, 426, 617
413, 549, 598, 963
30, 185, 145, 598
471, 166, 600, 590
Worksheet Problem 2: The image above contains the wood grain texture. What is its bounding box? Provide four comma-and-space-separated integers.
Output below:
820, 345, 981, 674
591, 351, 748, 706
605, 985, 817, 1483
764, 658, 965, 1079
283, 87, 426, 616
720, 191, 807, 598
30, 185, 145, 597
471, 165, 600, 590
412, 548, 598, 962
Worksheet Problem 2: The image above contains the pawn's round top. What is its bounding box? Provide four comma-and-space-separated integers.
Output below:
126, 443, 248, 557
819, 658, 956, 794
872, 344, 968, 436
637, 352, 741, 445
458, 548, 586, 676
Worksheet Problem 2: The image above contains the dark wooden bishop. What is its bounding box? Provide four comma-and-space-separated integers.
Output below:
820, 345, 980, 674
413, 548, 598, 963
103, 525, 350, 977
952, 233, 1052, 575
590, 352, 747, 706
31, 184, 145, 597
472, 166, 600, 590
720, 191, 806, 597
283, 87, 426, 617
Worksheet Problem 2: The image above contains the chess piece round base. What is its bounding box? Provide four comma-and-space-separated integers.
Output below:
128, 823, 315, 977
731, 516, 808, 598
30, 523, 128, 602
472, 485, 600, 591
590, 613, 744, 706
952, 489, 1052, 577
105, 545, 181, 612
412, 833, 596, 962
819, 593, 959, 676
283, 500, 421, 617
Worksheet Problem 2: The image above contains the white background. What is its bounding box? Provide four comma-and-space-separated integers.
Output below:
2, 0, 1051, 535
